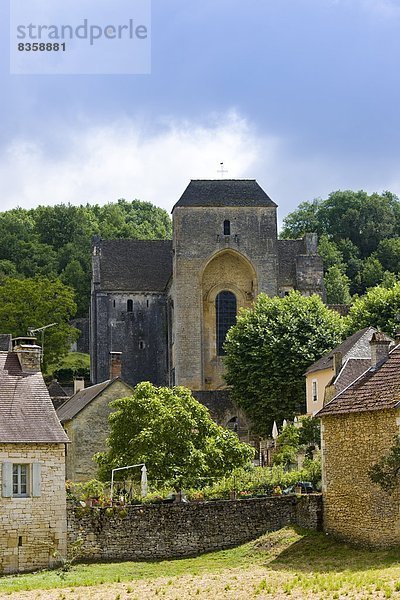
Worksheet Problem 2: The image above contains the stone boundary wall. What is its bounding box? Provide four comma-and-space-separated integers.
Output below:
67, 495, 322, 562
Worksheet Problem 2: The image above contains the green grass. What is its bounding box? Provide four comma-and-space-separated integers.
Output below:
1, 527, 400, 598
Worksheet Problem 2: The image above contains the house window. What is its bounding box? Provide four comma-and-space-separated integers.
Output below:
216, 291, 237, 356
13, 464, 28, 497
2, 462, 41, 498
223, 220, 231, 236
312, 380, 318, 402
127, 299, 133, 313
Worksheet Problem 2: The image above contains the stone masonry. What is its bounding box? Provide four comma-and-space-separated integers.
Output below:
0, 444, 67, 574
67, 495, 322, 562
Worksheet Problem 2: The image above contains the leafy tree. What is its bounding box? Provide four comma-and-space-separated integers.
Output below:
298, 416, 321, 447
273, 424, 300, 468
224, 292, 346, 436
324, 265, 352, 304
358, 256, 384, 290
280, 199, 322, 239
0, 277, 78, 368
95, 382, 254, 487
317, 235, 345, 272
375, 238, 400, 274
369, 436, 400, 493
346, 282, 400, 336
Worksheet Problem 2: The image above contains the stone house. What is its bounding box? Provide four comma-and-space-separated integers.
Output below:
317, 332, 400, 547
57, 359, 133, 482
304, 326, 390, 415
0, 335, 69, 574
90, 179, 325, 429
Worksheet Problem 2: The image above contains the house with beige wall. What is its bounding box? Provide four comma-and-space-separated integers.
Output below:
305, 327, 385, 415
317, 332, 400, 548
0, 335, 69, 574
57, 371, 132, 482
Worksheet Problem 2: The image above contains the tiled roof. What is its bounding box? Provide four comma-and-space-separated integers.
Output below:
0, 352, 69, 444
334, 358, 371, 394
99, 240, 172, 292
317, 344, 400, 417
172, 180, 277, 210
57, 378, 132, 422
47, 380, 69, 398
305, 327, 376, 374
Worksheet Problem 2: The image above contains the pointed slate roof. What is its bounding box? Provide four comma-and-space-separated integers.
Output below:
305, 327, 378, 375
0, 351, 69, 444
57, 378, 133, 423
172, 180, 277, 210
317, 344, 400, 417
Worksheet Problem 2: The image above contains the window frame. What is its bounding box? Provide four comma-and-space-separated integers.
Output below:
12, 464, 30, 498
312, 379, 318, 403
216, 290, 237, 356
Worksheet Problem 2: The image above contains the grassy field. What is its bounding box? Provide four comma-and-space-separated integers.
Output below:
1, 527, 400, 599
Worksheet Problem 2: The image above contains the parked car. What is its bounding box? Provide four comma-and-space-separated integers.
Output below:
283, 481, 314, 495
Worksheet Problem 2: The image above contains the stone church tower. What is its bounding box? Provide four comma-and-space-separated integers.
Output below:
90, 180, 324, 422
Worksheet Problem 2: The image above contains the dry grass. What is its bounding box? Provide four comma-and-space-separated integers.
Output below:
2, 527, 400, 599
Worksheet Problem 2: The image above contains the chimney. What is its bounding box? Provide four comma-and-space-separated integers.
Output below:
110, 351, 122, 379
73, 377, 85, 394
12, 337, 41, 372
333, 351, 342, 376
370, 332, 391, 369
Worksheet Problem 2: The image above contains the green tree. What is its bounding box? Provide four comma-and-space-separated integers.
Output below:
375, 238, 400, 274
95, 382, 254, 487
359, 256, 384, 290
324, 265, 352, 304
273, 424, 300, 468
317, 235, 345, 272
369, 436, 400, 493
0, 277, 78, 368
280, 199, 322, 239
346, 282, 400, 336
224, 292, 346, 436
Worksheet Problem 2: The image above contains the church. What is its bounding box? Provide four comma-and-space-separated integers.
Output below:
90, 179, 324, 428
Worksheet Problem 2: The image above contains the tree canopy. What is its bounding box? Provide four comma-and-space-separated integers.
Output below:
0, 200, 172, 317
281, 190, 400, 301
224, 292, 346, 436
0, 277, 78, 368
346, 282, 400, 336
95, 382, 254, 488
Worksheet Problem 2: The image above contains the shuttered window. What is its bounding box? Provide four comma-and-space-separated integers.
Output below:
2, 462, 42, 498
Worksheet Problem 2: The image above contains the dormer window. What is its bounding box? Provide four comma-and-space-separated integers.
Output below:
223, 220, 231, 236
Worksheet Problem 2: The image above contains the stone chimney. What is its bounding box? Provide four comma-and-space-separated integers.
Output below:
73, 377, 85, 394
333, 351, 342, 376
12, 337, 41, 372
110, 351, 122, 379
370, 332, 391, 369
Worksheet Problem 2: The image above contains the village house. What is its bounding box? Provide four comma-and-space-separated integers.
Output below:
57, 353, 133, 482
304, 326, 392, 415
317, 332, 400, 547
0, 335, 69, 574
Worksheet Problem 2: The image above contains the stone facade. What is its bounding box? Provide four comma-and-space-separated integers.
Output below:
58, 379, 133, 482
90, 180, 324, 409
67, 495, 322, 562
0, 444, 67, 574
321, 410, 400, 547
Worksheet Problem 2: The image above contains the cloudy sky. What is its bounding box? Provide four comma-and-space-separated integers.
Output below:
1, 0, 400, 221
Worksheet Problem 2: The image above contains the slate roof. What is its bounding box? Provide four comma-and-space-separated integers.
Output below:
57, 378, 132, 423
305, 327, 376, 374
334, 358, 371, 395
172, 180, 277, 210
99, 240, 172, 292
47, 380, 68, 398
317, 344, 400, 417
0, 352, 69, 444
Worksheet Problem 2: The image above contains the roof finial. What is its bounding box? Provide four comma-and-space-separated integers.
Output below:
217, 162, 228, 179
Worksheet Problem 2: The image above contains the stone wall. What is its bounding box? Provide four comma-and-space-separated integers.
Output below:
67, 495, 322, 562
64, 379, 133, 482
0, 444, 67, 574
321, 409, 400, 547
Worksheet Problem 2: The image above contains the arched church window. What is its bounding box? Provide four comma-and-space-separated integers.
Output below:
216, 291, 237, 355
127, 299, 133, 313
223, 220, 231, 236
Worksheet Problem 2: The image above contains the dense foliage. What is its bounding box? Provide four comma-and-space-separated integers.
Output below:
95, 382, 254, 487
281, 190, 400, 302
0, 277, 78, 368
0, 200, 172, 316
346, 282, 400, 336
224, 292, 346, 436
273, 418, 321, 468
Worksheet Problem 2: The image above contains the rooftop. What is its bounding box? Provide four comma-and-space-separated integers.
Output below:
172, 180, 277, 210
57, 378, 132, 422
317, 344, 400, 417
0, 352, 69, 444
